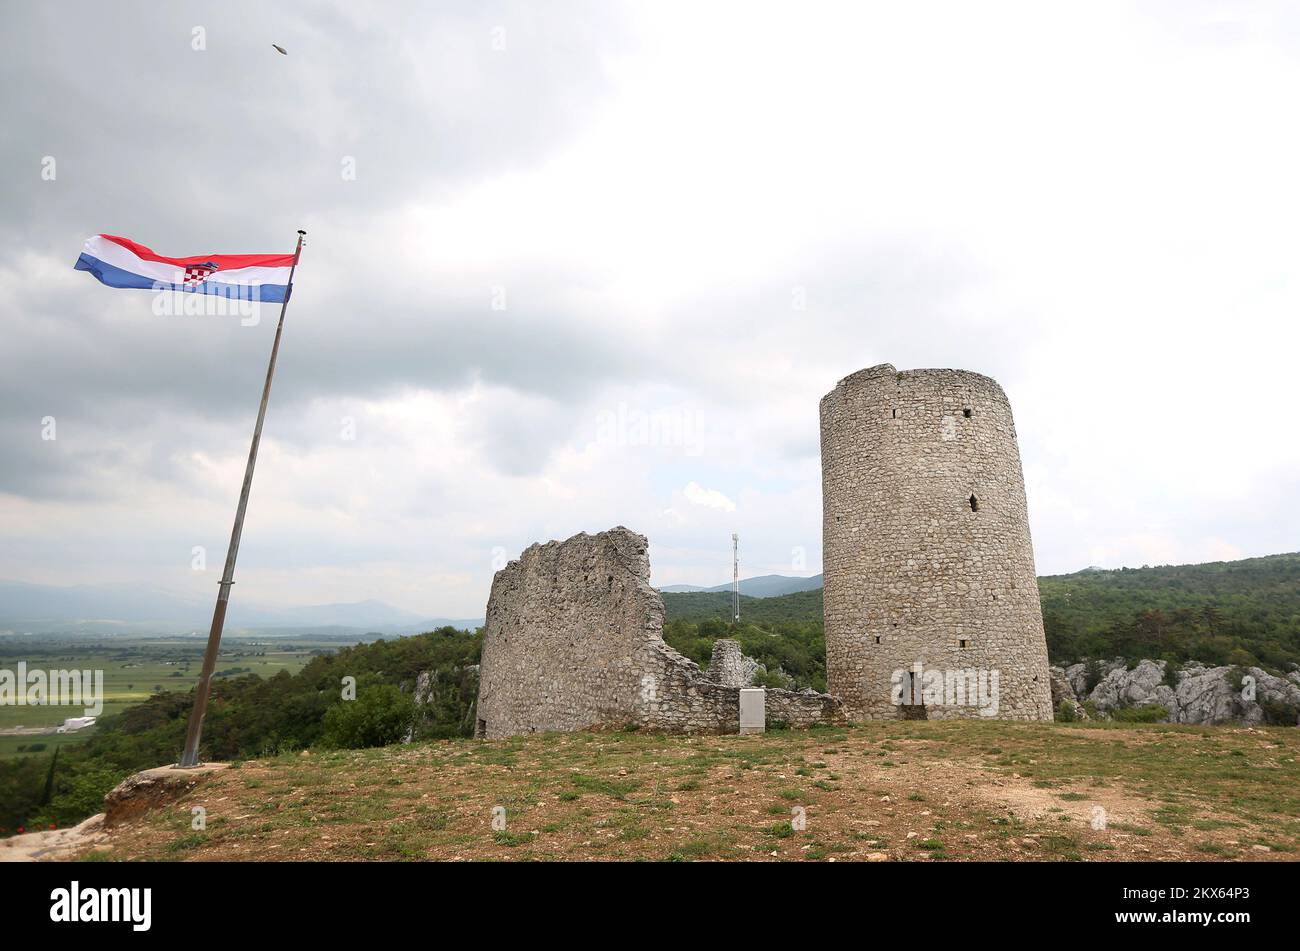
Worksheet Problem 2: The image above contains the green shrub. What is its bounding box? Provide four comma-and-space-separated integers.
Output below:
34, 767, 124, 828
1083, 660, 1105, 695
1226, 666, 1250, 692
320, 684, 417, 749
1054, 700, 1080, 723
1110, 704, 1169, 723
1260, 700, 1300, 726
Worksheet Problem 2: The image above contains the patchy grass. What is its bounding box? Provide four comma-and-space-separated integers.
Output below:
76, 720, 1300, 862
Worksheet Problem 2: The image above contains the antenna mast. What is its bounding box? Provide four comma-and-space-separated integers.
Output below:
732, 532, 740, 623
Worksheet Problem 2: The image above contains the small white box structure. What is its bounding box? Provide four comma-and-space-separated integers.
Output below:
738, 688, 766, 734
56, 716, 97, 734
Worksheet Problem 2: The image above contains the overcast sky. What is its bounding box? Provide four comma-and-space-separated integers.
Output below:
1, 1, 1297, 617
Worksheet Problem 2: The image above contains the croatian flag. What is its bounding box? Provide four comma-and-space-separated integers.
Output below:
75, 234, 296, 303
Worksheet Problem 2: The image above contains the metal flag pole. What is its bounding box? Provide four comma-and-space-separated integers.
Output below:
178, 229, 306, 768
732, 533, 740, 622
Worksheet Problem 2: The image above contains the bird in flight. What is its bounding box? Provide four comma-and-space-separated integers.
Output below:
272, 44, 287, 55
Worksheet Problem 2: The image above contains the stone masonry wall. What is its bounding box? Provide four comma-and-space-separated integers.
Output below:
820, 365, 1053, 721
475, 527, 843, 738
707, 639, 761, 687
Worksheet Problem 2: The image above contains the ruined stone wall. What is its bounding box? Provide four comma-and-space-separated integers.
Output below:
475, 527, 843, 738
820, 364, 1052, 721
767, 689, 846, 728
707, 639, 761, 688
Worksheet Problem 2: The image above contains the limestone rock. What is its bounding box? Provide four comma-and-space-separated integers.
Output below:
1175, 665, 1300, 726
1172, 665, 1247, 724
1048, 666, 1077, 707
1063, 658, 1126, 700
1089, 660, 1175, 718
1068, 658, 1300, 726
0, 813, 107, 862
103, 764, 227, 827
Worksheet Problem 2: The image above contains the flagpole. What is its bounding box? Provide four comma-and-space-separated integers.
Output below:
178, 229, 306, 768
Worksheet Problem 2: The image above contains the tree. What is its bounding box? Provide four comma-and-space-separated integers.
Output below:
39, 748, 58, 807
320, 685, 416, 749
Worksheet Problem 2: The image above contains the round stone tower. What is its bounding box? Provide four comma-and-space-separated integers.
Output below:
820, 364, 1052, 721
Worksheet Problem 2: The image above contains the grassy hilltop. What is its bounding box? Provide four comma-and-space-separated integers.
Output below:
79, 719, 1300, 862
3, 552, 1298, 838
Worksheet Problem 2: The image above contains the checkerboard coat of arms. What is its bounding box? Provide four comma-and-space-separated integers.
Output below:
183, 260, 221, 286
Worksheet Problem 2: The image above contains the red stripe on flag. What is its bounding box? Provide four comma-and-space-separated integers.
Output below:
100, 234, 297, 269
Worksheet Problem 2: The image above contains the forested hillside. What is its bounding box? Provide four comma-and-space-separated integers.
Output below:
662, 589, 823, 627
665, 553, 1300, 670
1038, 553, 1300, 669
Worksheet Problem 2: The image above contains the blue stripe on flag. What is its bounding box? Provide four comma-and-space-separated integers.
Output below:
74, 253, 289, 303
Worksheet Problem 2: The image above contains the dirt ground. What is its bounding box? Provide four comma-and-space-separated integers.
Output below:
51, 720, 1300, 862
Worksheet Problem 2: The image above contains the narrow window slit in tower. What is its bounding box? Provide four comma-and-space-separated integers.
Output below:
892, 408, 897, 418
959, 638, 968, 649
963, 407, 972, 418
969, 494, 979, 511
874, 635, 881, 645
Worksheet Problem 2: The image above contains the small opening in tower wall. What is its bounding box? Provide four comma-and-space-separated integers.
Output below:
891, 408, 897, 418
963, 407, 972, 418
959, 638, 969, 648
969, 494, 979, 511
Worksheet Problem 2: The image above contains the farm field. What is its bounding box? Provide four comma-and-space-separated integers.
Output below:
0, 637, 329, 759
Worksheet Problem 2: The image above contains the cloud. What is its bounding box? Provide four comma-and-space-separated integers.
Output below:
1, 1, 1296, 616
682, 482, 736, 513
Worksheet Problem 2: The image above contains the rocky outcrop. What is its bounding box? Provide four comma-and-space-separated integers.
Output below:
1172, 664, 1248, 724
0, 813, 108, 862
1063, 658, 1126, 699
1048, 666, 1077, 707
1175, 664, 1300, 725
1062, 659, 1300, 725
1089, 659, 1176, 716
103, 764, 227, 827
1048, 665, 1088, 720
407, 663, 480, 740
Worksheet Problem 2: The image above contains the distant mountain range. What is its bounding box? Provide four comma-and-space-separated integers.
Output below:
0, 580, 481, 637
658, 573, 824, 598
